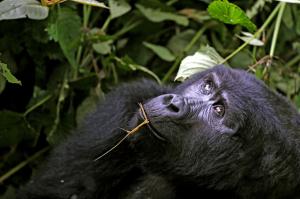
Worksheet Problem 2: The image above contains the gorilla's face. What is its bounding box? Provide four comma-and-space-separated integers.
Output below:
144, 66, 255, 141
141, 65, 272, 185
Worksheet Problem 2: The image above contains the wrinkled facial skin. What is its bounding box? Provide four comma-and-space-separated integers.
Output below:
144, 66, 247, 142
140, 65, 269, 187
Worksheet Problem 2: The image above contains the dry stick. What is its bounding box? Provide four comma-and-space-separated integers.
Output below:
94, 103, 149, 161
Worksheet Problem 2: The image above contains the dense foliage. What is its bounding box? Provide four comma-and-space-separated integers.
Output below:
0, 0, 299, 198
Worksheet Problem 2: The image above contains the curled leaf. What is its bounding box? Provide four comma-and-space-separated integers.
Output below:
236, 31, 264, 46
0, 62, 22, 85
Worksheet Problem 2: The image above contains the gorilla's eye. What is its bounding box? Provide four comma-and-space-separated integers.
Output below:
201, 80, 213, 94
213, 104, 225, 117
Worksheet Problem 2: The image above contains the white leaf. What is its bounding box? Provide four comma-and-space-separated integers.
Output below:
275, 0, 300, 3
70, 0, 108, 8
236, 31, 264, 46
175, 46, 224, 81
0, 0, 48, 21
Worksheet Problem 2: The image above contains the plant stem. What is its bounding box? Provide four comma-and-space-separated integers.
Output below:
0, 147, 50, 183
83, 5, 92, 28
222, 2, 282, 63
286, 54, 300, 68
270, 2, 286, 58
113, 20, 142, 39
75, 5, 91, 79
23, 95, 52, 117
162, 26, 208, 83
101, 16, 111, 32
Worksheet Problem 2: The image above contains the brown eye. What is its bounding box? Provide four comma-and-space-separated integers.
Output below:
213, 104, 225, 117
201, 80, 213, 94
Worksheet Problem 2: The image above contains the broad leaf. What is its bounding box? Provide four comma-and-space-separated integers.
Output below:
136, 4, 189, 26
175, 45, 224, 81
143, 42, 175, 62
47, 7, 81, 69
109, 0, 131, 19
93, 40, 113, 55
0, 0, 48, 21
0, 111, 32, 147
208, 0, 257, 32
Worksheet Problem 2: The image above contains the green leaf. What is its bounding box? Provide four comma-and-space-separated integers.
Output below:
207, 0, 257, 32
175, 45, 224, 81
0, 111, 32, 147
143, 42, 175, 62
0, 0, 48, 21
136, 4, 189, 26
0, 62, 21, 85
167, 29, 199, 55
93, 40, 113, 55
47, 7, 81, 68
282, 5, 293, 29
109, 0, 131, 19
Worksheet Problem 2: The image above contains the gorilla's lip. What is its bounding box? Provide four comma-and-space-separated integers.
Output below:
139, 108, 167, 141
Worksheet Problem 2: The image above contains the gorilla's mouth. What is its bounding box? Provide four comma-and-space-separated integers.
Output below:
139, 107, 166, 141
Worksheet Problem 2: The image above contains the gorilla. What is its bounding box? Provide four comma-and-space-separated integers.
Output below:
18, 65, 300, 199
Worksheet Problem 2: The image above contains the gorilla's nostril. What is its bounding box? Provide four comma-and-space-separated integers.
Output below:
168, 103, 180, 112
162, 95, 174, 105
161, 94, 183, 113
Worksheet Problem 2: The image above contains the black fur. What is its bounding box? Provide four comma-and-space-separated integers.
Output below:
18, 65, 300, 199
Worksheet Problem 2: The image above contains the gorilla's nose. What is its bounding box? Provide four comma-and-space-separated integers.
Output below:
144, 94, 187, 119
162, 94, 184, 113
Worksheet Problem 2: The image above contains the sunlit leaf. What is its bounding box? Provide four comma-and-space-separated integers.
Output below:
208, 0, 257, 32
143, 42, 175, 62
136, 4, 189, 26
236, 31, 264, 46
42, 0, 108, 8
71, 0, 108, 8
0, 0, 48, 21
175, 45, 224, 81
275, 0, 300, 3
0, 62, 21, 85
109, 0, 131, 19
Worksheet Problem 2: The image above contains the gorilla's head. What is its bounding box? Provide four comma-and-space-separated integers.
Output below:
133, 65, 298, 191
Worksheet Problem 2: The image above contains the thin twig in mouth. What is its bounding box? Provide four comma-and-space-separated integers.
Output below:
94, 103, 149, 161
